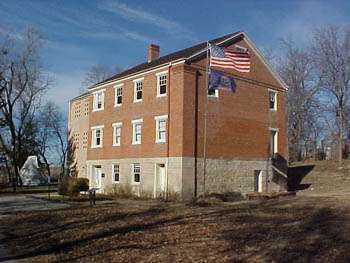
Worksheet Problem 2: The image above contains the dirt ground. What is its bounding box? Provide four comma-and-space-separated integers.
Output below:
1, 194, 350, 262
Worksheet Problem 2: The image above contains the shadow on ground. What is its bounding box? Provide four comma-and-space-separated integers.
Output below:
288, 164, 315, 191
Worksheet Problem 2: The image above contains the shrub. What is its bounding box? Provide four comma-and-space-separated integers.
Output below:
58, 176, 71, 196
58, 177, 89, 196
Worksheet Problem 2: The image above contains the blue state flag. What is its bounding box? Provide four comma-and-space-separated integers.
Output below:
209, 70, 236, 92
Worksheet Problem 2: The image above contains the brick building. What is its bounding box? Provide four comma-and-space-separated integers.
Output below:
68, 32, 288, 200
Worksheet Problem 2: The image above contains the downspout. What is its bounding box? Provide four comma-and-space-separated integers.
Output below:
166, 62, 172, 200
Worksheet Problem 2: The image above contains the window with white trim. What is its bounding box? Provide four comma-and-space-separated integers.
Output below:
115, 85, 123, 106
91, 126, 104, 148
112, 122, 122, 146
132, 163, 141, 183
270, 129, 278, 155
269, 90, 277, 111
93, 90, 104, 111
134, 80, 143, 102
155, 115, 168, 143
132, 119, 143, 144
208, 89, 219, 97
157, 74, 167, 96
112, 164, 120, 183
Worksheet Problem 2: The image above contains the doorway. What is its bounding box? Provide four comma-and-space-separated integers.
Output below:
92, 165, 102, 189
254, 170, 263, 193
154, 163, 167, 198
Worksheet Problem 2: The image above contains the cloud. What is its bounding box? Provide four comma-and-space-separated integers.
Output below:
99, 0, 197, 41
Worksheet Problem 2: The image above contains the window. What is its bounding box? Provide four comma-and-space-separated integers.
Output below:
270, 129, 278, 155
132, 163, 141, 183
133, 78, 143, 102
112, 122, 122, 146
113, 164, 120, 183
156, 72, 167, 97
132, 119, 143, 144
155, 115, 168, 143
91, 125, 104, 148
93, 90, 105, 111
115, 85, 123, 106
269, 90, 277, 111
208, 89, 219, 97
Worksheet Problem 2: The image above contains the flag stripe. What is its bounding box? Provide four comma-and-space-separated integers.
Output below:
210, 44, 251, 73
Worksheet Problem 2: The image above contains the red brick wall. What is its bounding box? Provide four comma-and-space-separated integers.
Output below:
182, 38, 287, 161
86, 37, 287, 162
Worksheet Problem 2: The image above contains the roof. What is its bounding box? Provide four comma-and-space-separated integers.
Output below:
70, 91, 89, 103
91, 31, 243, 88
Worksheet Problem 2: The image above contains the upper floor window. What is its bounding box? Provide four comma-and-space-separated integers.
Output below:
115, 84, 123, 107
208, 89, 219, 97
270, 128, 278, 155
132, 163, 141, 184
269, 90, 277, 111
91, 125, 104, 148
112, 122, 122, 146
155, 115, 168, 143
132, 119, 143, 144
112, 164, 120, 183
156, 72, 167, 97
133, 78, 143, 102
92, 90, 105, 111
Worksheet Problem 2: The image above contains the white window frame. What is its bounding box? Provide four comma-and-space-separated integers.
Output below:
268, 89, 278, 111
112, 164, 120, 183
132, 163, 141, 184
154, 115, 168, 143
133, 77, 144, 103
208, 89, 219, 98
112, 122, 122, 146
91, 125, 104, 148
114, 84, 124, 107
156, 71, 168, 97
269, 128, 278, 154
92, 89, 105, 112
132, 118, 143, 145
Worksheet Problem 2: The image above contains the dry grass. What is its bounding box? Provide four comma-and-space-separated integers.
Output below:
1, 195, 350, 262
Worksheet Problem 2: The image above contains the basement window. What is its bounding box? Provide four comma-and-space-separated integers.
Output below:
132, 163, 141, 183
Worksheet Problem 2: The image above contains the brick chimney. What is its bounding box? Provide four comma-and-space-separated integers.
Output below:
147, 44, 160, 62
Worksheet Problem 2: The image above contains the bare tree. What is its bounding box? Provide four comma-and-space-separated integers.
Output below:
0, 28, 50, 190
37, 102, 67, 178
312, 25, 350, 166
278, 40, 320, 161
81, 64, 121, 92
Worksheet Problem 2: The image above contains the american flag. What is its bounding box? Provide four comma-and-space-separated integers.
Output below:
210, 44, 251, 73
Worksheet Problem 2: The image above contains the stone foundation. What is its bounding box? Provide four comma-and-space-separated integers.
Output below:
84, 157, 286, 200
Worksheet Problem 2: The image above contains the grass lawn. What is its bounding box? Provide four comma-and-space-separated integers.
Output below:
1, 194, 350, 262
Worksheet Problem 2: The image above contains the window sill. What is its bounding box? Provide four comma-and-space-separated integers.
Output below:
132, 142, 141, 145
269, 109, 277, 112
92, 108, 104, 112
132, 182, 141, 185
112, 144, 121, 147
156, 94, 167, 98
155, 140, 166, 144
91, 145, 103, 149
133, 99, 142, 103
114, 104, 122, 107
112, 181, 120, 184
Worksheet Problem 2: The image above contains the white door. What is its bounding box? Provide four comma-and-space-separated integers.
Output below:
93, 166, 102, 189
155, 164, 166, 198
258, 171, 263, 193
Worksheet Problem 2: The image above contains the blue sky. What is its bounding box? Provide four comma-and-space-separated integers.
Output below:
1, 0, 349, 111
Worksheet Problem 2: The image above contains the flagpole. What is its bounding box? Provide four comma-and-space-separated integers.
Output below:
203, 41, 210, 198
